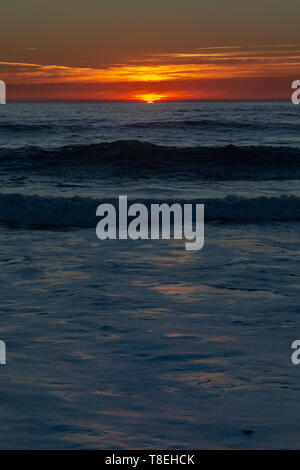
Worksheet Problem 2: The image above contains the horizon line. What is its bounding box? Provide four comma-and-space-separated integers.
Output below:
6, 98, 290, 103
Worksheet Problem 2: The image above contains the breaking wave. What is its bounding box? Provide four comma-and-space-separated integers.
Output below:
1, 140, 300, 180
1, 193, 300, 228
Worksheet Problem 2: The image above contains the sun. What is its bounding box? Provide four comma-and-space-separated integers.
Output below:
135, 93, 166, 103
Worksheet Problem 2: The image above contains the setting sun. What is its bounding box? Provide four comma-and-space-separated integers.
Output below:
135, 93, 166, 103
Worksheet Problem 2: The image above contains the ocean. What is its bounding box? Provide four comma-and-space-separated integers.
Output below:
0, 101, 300, 449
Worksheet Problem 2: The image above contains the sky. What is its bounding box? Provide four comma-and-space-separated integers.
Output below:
1, 0, 300, 101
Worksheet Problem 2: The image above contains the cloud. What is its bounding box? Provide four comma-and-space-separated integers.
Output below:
1, 44, 300, 87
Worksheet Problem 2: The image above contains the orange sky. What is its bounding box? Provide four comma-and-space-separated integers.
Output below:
1, 1, 300, 100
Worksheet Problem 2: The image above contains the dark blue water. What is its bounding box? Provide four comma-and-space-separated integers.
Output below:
1, 101, 300, 449
1, 101, 300, 149
0, 101, 300, 224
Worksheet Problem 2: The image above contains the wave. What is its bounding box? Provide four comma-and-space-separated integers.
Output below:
1, 118, 298, 134
122, 119, 254, 130
0, 122, 100, 134
0, 123, 53, 132
1, 140, 300, 180
1, 193, 300, 227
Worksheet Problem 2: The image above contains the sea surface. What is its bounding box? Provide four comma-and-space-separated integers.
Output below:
0, 101, 300, 449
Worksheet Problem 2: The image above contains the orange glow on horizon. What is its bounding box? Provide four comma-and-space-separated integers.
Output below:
135, 93, 167, 103
1, 44, 300, 100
